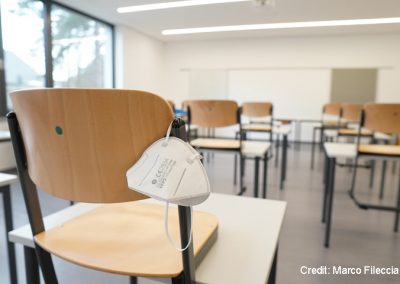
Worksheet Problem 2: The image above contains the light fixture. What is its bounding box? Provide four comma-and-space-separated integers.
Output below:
162, 17, 400, 35
117, 0, 249, 13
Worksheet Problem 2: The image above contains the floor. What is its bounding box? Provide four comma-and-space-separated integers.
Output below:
0, 142, 399, 284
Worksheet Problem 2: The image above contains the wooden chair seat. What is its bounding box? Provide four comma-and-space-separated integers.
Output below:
276, 119, 292, 125
322, 121, 340, 127
190, 138, 270, 157
338, 128, 372, 136
35, 202, 218, 277
358, 144, 400, 157
242, 124, 272, 132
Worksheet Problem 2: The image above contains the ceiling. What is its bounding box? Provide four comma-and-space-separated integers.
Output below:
56, 0, 400, 41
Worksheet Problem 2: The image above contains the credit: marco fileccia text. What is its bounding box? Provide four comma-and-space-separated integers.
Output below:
300, 266, 399, 275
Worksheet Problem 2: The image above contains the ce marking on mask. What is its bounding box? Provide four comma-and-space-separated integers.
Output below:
152, 158, 177, 188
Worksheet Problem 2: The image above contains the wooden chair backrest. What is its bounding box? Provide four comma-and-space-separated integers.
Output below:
242, 102, 273, 118
323, 103, 342, 116
186, 100, 238, 128
363, 103, 400, 134
341, 103, 363, 122
11, 89, 173, 203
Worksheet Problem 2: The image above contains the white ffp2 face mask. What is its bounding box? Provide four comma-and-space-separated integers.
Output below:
126, 123, 210, 250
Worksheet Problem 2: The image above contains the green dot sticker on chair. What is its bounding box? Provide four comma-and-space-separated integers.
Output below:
55, 126, 63, 135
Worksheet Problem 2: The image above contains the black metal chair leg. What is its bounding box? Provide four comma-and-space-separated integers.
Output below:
262, 153, 268, 199
130, 276, 137, 284
254, 157, 260, 198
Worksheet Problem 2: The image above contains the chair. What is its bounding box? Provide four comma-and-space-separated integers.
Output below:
349, 103, 400, 232
240, 102, 273, 143
7, 89, 218, 284
187, 100, 271, 198
311, 102, 342, 169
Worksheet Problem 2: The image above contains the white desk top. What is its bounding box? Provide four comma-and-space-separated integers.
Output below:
194, 194, 286, 284
273, 125, 291, 135
0, 172, 18, 187
0, 130, 11, 141
241, 141, 271, 157
9, 193, 286, 284
324, 142, 357, 159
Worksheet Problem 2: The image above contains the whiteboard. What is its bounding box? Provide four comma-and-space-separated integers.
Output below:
228, 69, 331, 120
188, 70, 227, 100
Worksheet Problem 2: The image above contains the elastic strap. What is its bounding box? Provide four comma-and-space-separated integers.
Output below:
164, 201, 193, 251
162, 122, 173, 147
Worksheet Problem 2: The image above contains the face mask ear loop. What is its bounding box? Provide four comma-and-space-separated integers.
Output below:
163, 121, 173, 147
164, 201, 193, 251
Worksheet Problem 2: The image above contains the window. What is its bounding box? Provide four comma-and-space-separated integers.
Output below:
1, 0, 45, 110
51, 4, 113, 88
0, 0, 114, 112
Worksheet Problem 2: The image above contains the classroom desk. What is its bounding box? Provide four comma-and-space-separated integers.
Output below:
273, 125, 291, 190
239, 124, 291, 190
292, 118, 321, 149
322, 143, 357, 248
190, 139, 271, 198
323, 142, 400, 248
9, 193, 287, 284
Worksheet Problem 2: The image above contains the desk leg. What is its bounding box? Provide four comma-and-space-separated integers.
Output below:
267, 246, 278, 284
319, 126, 324, 151
325, 157, 336, 248
24, 246, 40, 284
1, 185, 18, 284
130, 276, 137, 284
322, 154, 329, 223
379, 160, 387, 200
311, 127, 316, 169
233, 154, 237, 185
369, 160, 375, 188
280, 134, 288, 190
262, 152, 268, 199
274, 135, 279, 168
254, 157, 260, 198
296, 121, 301, 150
394, 167, 400, 232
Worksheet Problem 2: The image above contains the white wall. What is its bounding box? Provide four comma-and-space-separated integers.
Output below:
115, 26, 166, 95
163, 33, 400, 140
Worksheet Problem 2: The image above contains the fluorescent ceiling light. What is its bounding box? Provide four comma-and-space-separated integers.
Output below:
117, 0, 248, 13
162, 17, 400, 35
